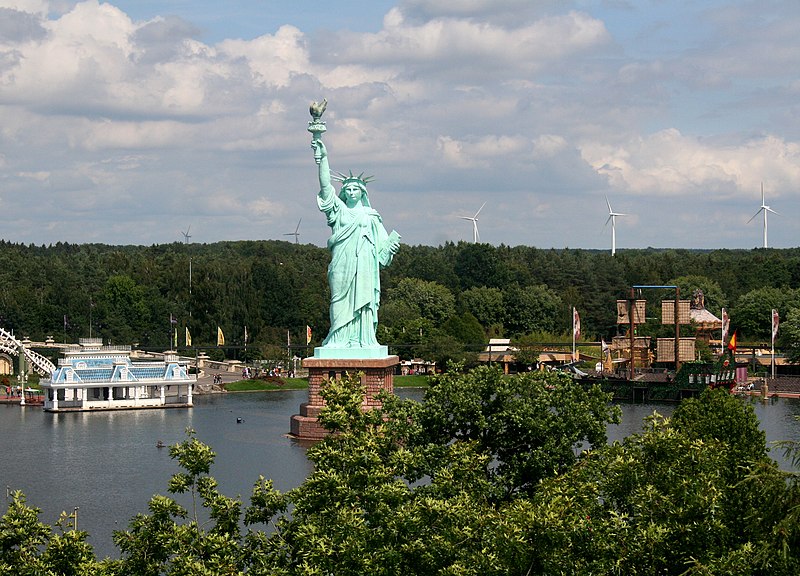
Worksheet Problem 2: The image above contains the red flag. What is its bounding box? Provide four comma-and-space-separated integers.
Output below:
306, 325, 312, 345
573, 307, 581, 340
727, 331, 737, 354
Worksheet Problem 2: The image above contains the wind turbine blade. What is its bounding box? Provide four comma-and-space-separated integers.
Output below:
605, 195, 613, 213
766, 207, 780, 216
474, 202, 487, 218
746, 208, 763, 224
460, 216, 474, 222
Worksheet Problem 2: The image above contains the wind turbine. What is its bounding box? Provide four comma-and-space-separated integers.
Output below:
604, 196, 627, 256
747, 183, 779, 248
181, 226, 192, 244
461, 202, 486, 243
284, 218, 302, 244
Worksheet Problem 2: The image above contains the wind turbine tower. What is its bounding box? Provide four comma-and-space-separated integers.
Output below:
284, 218, 302, 244
747, 183, 779, 248
605, 196, 627, 256
461, 202, 486, 243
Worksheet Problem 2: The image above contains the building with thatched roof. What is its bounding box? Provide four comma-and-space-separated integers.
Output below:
689, 289, 722, 342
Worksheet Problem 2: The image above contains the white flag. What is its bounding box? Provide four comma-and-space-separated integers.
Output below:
721, 308, 729, 343
772, 309, 780, 341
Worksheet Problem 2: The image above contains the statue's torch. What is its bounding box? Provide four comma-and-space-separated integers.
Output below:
308, 98, 327, 164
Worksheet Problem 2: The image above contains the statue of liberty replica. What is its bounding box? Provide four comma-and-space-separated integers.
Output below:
291, 99, 401, 439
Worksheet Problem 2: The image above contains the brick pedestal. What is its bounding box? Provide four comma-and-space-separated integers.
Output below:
290, 355, 399, 440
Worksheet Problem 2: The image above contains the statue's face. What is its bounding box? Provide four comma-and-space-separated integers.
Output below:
342, 183, 364, 206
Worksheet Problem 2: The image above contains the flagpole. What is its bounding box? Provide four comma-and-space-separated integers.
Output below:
721, 307, 728, 357
572, 307, 576, 361
771, 309, 777, 381
771, 331, 775, 380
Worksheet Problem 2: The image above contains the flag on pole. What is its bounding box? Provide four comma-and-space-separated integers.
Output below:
185, 327, 192, 347
601, 338, 609, 358
727, 331, 737, 355
173, 328, 178, 349
772, 309, 780, 341
721, 308, 729, 344
573, 307, 581, 340
217, 326, 225, 346
306, 325, 312, 345
244, 326, 248, 344
170, 314, 177, 325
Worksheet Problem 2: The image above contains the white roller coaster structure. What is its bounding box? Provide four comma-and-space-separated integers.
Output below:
0, 327, 56, 376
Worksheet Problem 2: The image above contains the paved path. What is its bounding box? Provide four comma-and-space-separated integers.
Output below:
193, 369, 245, 393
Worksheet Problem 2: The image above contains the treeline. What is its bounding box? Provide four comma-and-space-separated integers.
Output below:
2, 240, 800, 362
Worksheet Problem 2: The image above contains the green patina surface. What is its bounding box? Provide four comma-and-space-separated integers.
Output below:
309, 101, 400, 358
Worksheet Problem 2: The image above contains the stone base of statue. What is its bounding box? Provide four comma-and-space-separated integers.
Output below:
289, 353, 399, 441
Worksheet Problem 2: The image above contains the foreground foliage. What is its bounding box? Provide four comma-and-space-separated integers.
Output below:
2, 368, 799, 575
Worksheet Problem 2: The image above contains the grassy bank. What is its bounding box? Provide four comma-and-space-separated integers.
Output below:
222, 374, 430, 392
224, 378, 308, 392
393, 375, 430, 387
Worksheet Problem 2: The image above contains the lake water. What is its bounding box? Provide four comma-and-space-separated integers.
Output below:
2, 389, 799, 559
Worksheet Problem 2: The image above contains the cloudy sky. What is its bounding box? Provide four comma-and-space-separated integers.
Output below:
1, 0, 798, 250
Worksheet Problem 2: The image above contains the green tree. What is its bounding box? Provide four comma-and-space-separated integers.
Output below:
454, 242, 507, 290
442, 311, 485, 350
112, 428, 285, 576
543, 389, 799, 575
266, 372, 526, 575
0, 491, 98, 576
502, 283, 563, 337
782, 307, 800, 363
97, 274, 151, 345
733, 286, 800, 341
401, 366, 621, 499
384, 277, 455, 327
460, 286, 504, 332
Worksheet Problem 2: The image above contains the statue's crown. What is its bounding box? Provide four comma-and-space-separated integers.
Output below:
332, 171, 374, 188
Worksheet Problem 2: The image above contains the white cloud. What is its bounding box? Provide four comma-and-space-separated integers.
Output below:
0, 1, 798, 249
582, 130, 800, 198
0, 0, 48, 14
333, 8, 610, 78
218, 25, 310, 88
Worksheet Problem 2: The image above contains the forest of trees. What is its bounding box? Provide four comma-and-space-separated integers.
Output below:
3, 240, 800, 365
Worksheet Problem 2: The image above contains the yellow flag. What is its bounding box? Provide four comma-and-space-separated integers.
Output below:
185, 327, 192, 347
217, 326, 225, 346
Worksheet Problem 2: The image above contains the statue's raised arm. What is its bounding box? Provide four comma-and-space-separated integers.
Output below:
311, 139, 333, 198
